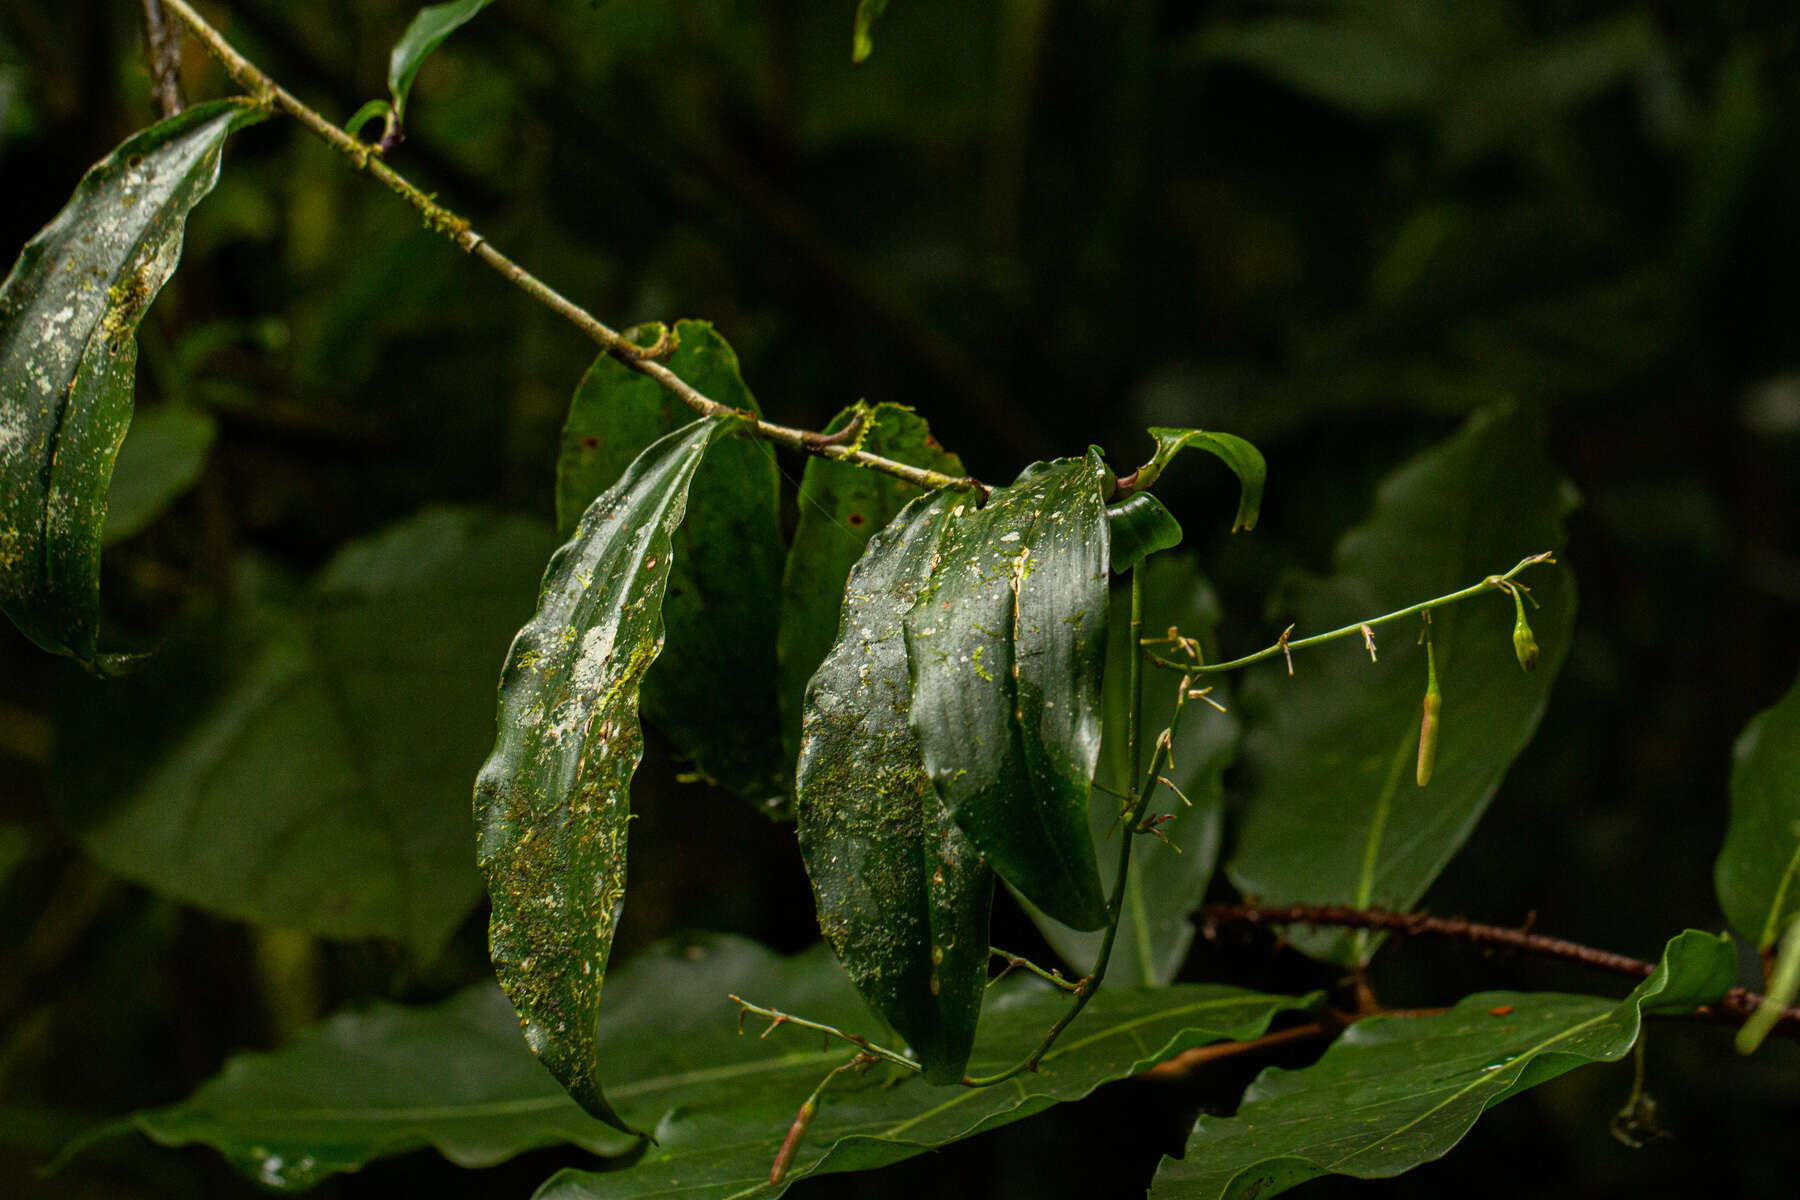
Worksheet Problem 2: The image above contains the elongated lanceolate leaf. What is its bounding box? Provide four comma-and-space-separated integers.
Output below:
1027, 557, 1239, 985
475, 414, 747, 1133
778, 402, 964, 763
0, 100, 264, 668
907, 453, 1112, 930
131, 936, 1308, 1195
1715, 670, 1800, 952
1150, 930, 1734, 1200
557, 320, 786, 810
100, 403, 216, 545
132, 983, 639, 1189
388, 0, 497, 120
797, 490, 992, 1083
54, 507, 555, 959
1230, 403, 1575, 964
535, 937, 1310, 1200
1131, 427, 1267, 533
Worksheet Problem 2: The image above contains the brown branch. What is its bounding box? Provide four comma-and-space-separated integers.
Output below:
140, 0, 187, 118
158, 0, 985, 498
1199, 902, 1800, 1037
1137, 1021, 1333, 1083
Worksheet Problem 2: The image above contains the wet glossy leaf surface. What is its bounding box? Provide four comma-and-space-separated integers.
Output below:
778, 402, 964, 763
1715, 670, 1800, 951
0, 100, 263, 668
53, 506, 555, 958
796, 490, 991, 1082
476, 415, 742, 1132
1150, 931, 1734, 1199
557, 321, 786, 809
133, 983, 639, 1190
1027, 557, 1239, 985
532, 936, 1309, 1200
906, 454, 1112, 930
1107, 493, 1185, 574
1229, 403, 1575, 964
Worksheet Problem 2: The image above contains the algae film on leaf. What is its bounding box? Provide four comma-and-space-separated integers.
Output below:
474, 414, 748, 1134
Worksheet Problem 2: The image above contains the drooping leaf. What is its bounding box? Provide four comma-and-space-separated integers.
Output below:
906, 453, 1113, 930
1026, 557, 1239, 985
796, 490, 992, 1083
0, 100, 265, 669
1229, 403, 1576, 964
1150, 930, 1735, 1200
536, 938, 1311, 1200
53, 506, 556, 959
778, 402, 965, 762
1715, 669, 1800, 952
1107, 493, 1184, 574
100, 404, 216, 545
475, 414, 747, 1133
556, 320, 786, 810
852, 0, 892, 63
1129, 427, 1267, 533
131, 983, 639, 1189
388, 0, 498, 121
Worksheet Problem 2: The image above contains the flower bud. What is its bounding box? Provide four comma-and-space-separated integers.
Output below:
1417, 616, 1441, 787
1510, 588, 1538, 672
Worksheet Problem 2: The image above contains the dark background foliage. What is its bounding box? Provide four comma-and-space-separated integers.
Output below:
2, 1, 1798, 1195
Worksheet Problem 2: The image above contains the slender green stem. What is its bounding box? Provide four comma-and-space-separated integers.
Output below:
989, 947, 1081, 992
1148, 553, 1557, 677
729, 995, 920, 1073
158, 0, 981, 497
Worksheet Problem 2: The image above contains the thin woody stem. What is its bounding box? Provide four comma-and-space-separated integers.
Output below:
1200, 902, 1800, 1037
158, 0, 982, 497
1148, 553, 1557, 676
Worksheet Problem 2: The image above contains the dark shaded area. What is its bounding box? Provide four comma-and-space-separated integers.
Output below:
2, 0, 1797, 1196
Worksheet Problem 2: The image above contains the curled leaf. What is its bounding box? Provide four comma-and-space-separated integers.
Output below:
1127, 427, 1267, 533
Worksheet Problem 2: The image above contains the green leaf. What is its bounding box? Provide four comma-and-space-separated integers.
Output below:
1131, 427, 1267, 533
852, 0, 892, 64
131, 983, 639, 1189
1026, 557, 1239, 985
476, 414, 747, 1133
1229, 403, 1576, 965
906, 453, 1112, 930
1715, 669, 1800, 952
1107, 493, 1184, 574
100, 404, 216, 545
556, 320, 786, 810
796, 490, 992, 1083
778, 402, 965, 763
52, 507, 558, 959
0, 100, 265, 669
1150, 930, 1735, 1200
536, 937, 1310, 1200
388, 0, 497, 122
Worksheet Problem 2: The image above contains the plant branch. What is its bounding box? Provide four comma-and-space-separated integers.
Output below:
1137, 1021, 1334, 1083
140, 0, 187, 118
158, 0, 982, 497
1199, 902, 1800, 1037
729, 995, 920, 1073
1151, 553, 1557, 677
